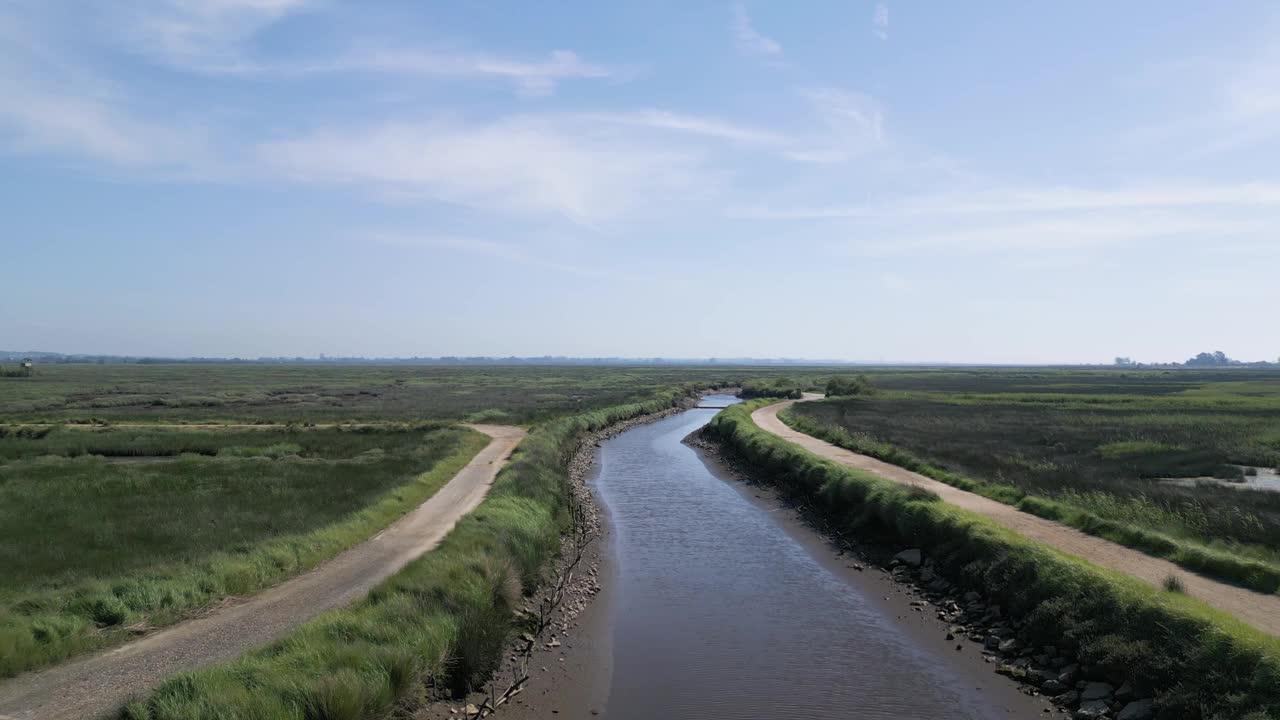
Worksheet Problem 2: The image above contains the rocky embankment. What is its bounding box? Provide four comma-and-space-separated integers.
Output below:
884, 548, 1155, 720
689, 426, 1157, 720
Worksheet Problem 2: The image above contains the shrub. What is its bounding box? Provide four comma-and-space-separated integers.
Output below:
825, 374, 877, 397
739, 378, 803, 399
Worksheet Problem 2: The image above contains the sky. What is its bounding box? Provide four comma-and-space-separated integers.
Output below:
1, 1, 1278, 364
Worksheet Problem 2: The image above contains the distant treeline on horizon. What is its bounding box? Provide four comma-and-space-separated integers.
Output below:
1, 351, 1277, 368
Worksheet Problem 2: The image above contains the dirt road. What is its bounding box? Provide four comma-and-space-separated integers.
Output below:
753, 399, 1280, 637
0, 424, 526, 720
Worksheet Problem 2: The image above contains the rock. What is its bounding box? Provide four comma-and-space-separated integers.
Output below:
1041, 679, 1069, 695
985, 635, 1002, 650
998, 638, 1022, 654
1056, 690, 1080, 708
919, 567, 936, 582
464, 704, 480, 715
964, 591, 981, 602
1116, 699, 1154, 720
1115, 681, 1136, 703
1028, 668, 1058, 686
893, 549, 923, 567
1080, 682, 1115, 702
1074, 699, 1111, 719
1058, 664, 1080, 685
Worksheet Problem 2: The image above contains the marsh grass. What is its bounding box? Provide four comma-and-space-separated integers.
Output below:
787, 378, 1280, 567
0, 364, 822, 424
0, 424, 489, 677
783, 408, 1280, 593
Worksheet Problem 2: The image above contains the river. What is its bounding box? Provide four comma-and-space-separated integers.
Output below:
587, 394, 1045, 719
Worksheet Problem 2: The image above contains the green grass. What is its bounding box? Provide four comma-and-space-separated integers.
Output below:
0, 363, 830, 424
786, 374, 1280, 555
781, 407, 1280, 593
712, 401, 1280, 720
0, 424, 490, 677
119, 386, 704, 720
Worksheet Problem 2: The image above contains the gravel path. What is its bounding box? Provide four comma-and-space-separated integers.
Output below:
754, 398, 1280, 637
0, 424, 525, 720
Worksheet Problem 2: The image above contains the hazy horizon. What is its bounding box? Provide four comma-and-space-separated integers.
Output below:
3, 1, 1277, 363
4, 348, 1276, 367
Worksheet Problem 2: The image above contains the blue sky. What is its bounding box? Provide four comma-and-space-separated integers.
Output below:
1, 1, 1277, 363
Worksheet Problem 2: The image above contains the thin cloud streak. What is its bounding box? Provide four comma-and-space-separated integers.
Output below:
367, 233, 601, 276
873, 3, 889, 40
728, 182, 1280, 220
196, 48, 619, 96
733, 4, 782, 56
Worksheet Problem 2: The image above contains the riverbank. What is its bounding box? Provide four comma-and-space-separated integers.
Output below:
113, 388, 711, 720
709, 400, 1280, 719
682, 430, 1061, 716
416, 400, 699, 719
464, 398, 1064, 719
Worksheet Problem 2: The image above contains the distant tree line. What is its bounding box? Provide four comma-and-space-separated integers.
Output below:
1113, 351, 1279, 368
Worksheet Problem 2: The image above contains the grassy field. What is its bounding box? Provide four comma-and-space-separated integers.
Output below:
786, 368, 1280, 590
0, 363, 823, 680
120, 387, 702, 720
0, 364, 815, 424
710, 400, 1280, 719
0, 423, 488, 676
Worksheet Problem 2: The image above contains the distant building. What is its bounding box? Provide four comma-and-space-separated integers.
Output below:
20, 358, 33, 375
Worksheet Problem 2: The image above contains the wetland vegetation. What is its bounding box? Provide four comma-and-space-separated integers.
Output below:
788, 368, 1280, 591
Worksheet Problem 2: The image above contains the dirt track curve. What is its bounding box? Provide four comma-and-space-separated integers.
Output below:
0, 424, 526, 720
754, 398, 1280, 637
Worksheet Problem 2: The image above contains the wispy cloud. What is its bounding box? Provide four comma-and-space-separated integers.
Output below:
873, 3, 889, 40
728, 181, 1280, 220
583, 110, 791, 145
0, 84, 210, 170
1121, 43, 1280, 159
0, 5, 215, 173
259, 116, 714, 225
97, 2, 618, 96
188, 47, 618, 96
114, 0, 316, 71
312, 49, 614, 96
367, 233, 599, 275
781, 88, 887, 163
732, 4, 781, 56
861, 213, 1268, 255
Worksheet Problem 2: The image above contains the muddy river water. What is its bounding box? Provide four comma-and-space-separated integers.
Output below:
589, 395, 1045, 719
